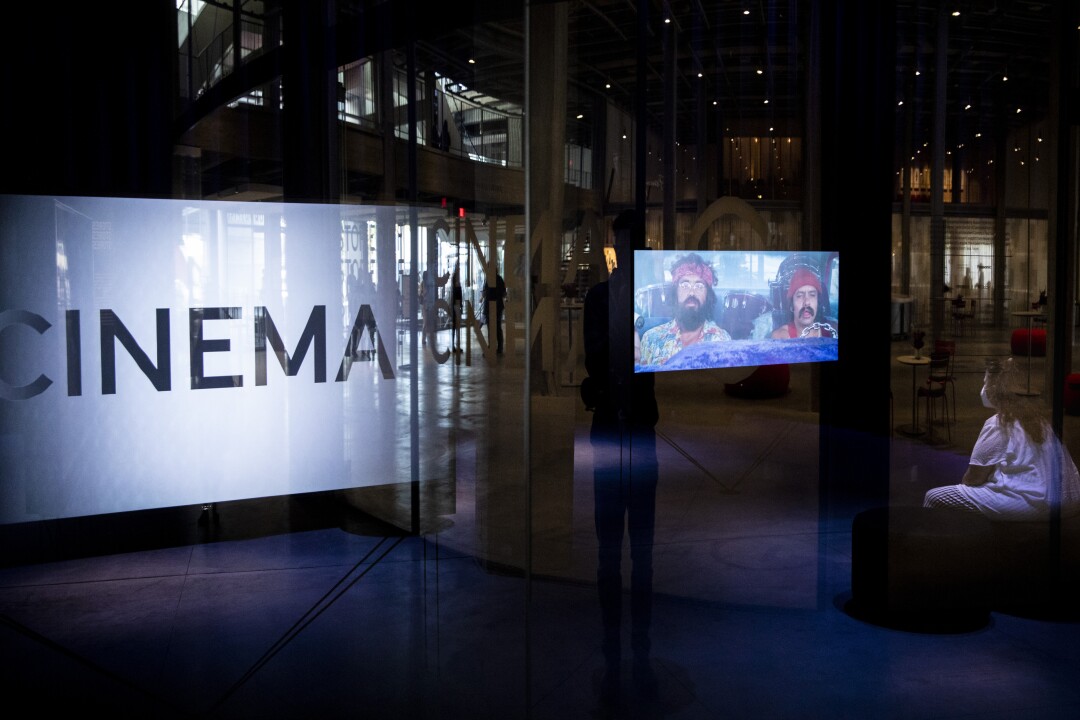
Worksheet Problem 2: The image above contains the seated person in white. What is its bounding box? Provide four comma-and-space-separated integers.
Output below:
924, 358, 1080, 520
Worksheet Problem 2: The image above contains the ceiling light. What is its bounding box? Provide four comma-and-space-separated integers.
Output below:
756, 69, 763, 75
665, 18, 671, 24
743, 9, 750, 15
763, 99, 769, 104
697, 72, 703, 78
898, 100, 904, 106
964, 104, 971, 110
1002, 75, 1008, 81
975, 132, 981, 138
605, 83, 611, 89
576, 114, 584, 119
468, 58, 476, 64
915, 70, 921, 76
952, 11, 961, 17
1016, 107, 1022, 113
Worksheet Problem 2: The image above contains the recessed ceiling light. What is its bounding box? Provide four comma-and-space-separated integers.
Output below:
952, 11, 960, 17
763, 99, 769, 104
468, 58, 476, 64
744, 9, 750, 15
964, 104, 971, 110
898, 100, 904, 106
576, 114, 584, 119
697, 73, 703, 78
605, 83, 611, 89
665, 18, 671, 24
756, 69, 763, 75
915, 70, 921, 76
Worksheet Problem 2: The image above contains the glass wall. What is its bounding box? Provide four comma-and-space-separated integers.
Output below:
2, 1, 1078, 717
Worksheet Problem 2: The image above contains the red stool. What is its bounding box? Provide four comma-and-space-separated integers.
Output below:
1011, 328, 1046, 357
1065, 374, 1080, 415
1031, 329, 1046, 356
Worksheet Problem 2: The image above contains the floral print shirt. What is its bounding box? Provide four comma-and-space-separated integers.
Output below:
639, 319, 731, 366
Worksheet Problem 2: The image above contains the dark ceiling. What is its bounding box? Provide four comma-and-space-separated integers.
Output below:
413, 0, 1060, 154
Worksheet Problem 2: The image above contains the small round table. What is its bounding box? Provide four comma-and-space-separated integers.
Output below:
896, 354, 930, 436
1011, 310, 1045, 397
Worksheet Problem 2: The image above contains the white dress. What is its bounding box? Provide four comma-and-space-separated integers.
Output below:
960, 415, 1080, 520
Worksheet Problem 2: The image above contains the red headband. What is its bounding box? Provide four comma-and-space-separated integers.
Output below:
672, 260, 714, 288
787, 267, 821, 299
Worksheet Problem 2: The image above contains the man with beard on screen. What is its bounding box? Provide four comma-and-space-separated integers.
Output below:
639, 253, 731, 366
771, 265, 837, 338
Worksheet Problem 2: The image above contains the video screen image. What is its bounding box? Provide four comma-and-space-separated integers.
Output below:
634, 250, 839, 372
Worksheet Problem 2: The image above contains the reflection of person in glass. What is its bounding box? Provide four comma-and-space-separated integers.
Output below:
639, 253, 731, 366
924, 358, 1080, 518
771, 266, 836, 338
583, 210, 661, 706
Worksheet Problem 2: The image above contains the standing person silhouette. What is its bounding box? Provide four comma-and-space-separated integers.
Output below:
483, 271, 507, 354
451, 265, 463, 352
582, 210, 660, 707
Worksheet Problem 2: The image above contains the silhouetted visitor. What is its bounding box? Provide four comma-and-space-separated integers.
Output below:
583, 209, 660, 707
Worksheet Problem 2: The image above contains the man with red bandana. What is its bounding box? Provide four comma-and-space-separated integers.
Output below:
639, 253, 731, 366
771, 266, 836, 338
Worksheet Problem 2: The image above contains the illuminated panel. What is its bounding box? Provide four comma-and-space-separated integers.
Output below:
634, 250, 839, 372
0, 195, 403, 523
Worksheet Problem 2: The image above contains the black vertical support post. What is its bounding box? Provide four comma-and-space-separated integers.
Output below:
1048, 0, 1078, 601
901, 76, 913, 296
636, 0, 649, 220
408, 41, 421, 535
929, 2, 947, 342
816, 1, 895, 521
993, 101, 1008, 328
663, 18, 676, 250
282, 0, 339, 202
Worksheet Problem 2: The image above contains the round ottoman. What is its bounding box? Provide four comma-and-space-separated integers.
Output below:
849, 506, 993, 631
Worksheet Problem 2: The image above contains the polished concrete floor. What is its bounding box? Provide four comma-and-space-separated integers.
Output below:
2, 320, 1080, 718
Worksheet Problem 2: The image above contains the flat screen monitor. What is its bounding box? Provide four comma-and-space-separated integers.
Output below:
634, 250, 839, 372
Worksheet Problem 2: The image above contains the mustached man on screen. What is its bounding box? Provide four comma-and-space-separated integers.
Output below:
771, 266, 836, 339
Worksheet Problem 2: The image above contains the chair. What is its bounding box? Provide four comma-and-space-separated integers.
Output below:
930, 342, 957, 420
917, 352, 952, 441
952, 299, 976, 336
